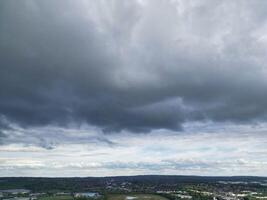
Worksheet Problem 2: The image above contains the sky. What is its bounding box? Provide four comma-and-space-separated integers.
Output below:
0, 0, 267, 177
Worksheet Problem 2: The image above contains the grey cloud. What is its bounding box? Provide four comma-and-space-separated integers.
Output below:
0, 115, 13, 144
1, 0, 267, 139
0, 118, 116, 149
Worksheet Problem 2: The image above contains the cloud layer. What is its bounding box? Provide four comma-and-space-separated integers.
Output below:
1, 123, 267, 176
1, 0, 267, 133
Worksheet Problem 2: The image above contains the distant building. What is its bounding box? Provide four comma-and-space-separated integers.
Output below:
175, 194, 192, 199
74, 192, 99, 198
0, 189, 30, 195
56, 192, 71, 196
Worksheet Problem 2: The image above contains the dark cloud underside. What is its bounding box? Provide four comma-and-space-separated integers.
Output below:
1, 0, 267, 133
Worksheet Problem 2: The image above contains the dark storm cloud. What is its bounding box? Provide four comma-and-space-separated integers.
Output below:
0, 116, 13, 144
1, 0, 267, 135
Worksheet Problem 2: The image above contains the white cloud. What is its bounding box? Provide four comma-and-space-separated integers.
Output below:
1, 122, 267, 176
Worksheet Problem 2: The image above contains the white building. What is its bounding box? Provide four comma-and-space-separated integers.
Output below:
74, 192, 99, 198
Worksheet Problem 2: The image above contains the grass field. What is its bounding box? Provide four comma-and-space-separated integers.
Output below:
38, 195, 74, 200
107, 194, 168, 200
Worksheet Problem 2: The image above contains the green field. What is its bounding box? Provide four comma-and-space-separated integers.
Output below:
38, 195, 74, 200
107, 194, 168, 200
38, 194, 168, 200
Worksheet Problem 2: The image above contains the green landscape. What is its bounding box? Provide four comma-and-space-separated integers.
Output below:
106, 194, 168, 200
1, 176, 267, 200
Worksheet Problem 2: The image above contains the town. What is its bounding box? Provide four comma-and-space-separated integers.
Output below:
0, 176, 267, 200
